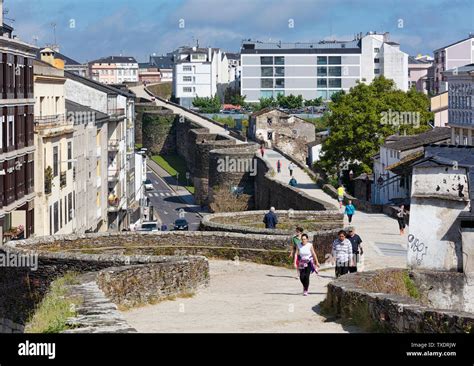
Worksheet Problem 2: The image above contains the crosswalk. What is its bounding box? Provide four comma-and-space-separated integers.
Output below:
147, 192, 175, 198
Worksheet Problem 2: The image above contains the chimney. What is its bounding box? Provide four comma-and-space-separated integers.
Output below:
40, 48, 56, 66
383, 32, 390, 42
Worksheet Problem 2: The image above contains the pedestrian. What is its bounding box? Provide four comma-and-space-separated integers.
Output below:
277, 159, 281, 173
289, 226, 304, 259
344, 200, 356, 223
288, 162, 295, 177
337, 185, 345, 209
289, 177, 298, 187
397, 204, 407, 235
263, 207, 278, 229
260, 143, 265, 157
331, 230, 353, 278
347, 227, 363, 273
293, 234, 320, 296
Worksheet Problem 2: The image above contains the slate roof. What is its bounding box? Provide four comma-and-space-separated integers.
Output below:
65, 99, 109, 122
90, 56, 137, 64
382, 127, 451, 151
149, 55, 174, 69
64, 71, 135, 97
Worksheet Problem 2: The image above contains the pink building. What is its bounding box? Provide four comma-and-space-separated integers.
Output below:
89, 56, 138, 84
408, 55, 433, 94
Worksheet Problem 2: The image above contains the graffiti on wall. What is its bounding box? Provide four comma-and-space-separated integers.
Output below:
408, 234, 428, 265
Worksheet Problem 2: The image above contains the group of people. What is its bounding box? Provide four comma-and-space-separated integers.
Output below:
288, 225, 364, 295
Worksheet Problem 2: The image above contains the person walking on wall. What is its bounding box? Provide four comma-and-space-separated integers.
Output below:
288, 162, 295, 177
294, 234, 320, 296
337, 185, 345, 209
397, 205, 407, 235
332, 230, 353, 278
263, 207, 278, 229
289, 226, 304, 259
347, 227, 363, 273
260, 143, 265, 158
289, 177, 298, 187
277, 159, 281, 173
344, 200, 356, 224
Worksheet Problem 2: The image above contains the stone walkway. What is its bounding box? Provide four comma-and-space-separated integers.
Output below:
122, 260, 360, 333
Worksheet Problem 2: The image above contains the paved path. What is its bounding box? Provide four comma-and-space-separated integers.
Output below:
122, 260, 360, 333
262, 149, 338, 210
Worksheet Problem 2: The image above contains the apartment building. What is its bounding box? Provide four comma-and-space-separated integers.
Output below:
408, 55, 433, 93
89, 56, 139, 84
138, 63, 161, 84
149, 54, 174, 82
240, 32, 409, 103
431, 34, 474, 95
33, 54, 75, 236
0, 14, 36, 241
445, 64, 474, 146
172, 47, 232, 107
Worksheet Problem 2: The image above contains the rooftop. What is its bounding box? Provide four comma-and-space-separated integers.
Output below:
65, 99, 109, 123
149, 55, 174, 69
65, 70, 135, 97
90, 56, 138, 64
444, 63, 474, 76
434, 34, 474, 53
382, 127, 451, 152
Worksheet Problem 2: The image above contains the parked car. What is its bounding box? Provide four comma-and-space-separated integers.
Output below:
137, 221, 159, 232
173, 219, 189, 231
144, 179, 154, 191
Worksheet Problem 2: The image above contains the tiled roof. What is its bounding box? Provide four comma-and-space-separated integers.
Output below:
89, 56, 137, 64
382, 127, 451, 151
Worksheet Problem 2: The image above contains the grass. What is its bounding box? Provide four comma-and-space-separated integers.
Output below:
152, 154, 195, 194
147, 82, 172, 99
25, 273, 82, 333
402, 271, 421, 299
135, 143, 143, 150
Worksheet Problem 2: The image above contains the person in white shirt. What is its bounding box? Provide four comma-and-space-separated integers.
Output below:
332, 230, 354, 278
293, 234, 320, 296
288, 162, 295, 177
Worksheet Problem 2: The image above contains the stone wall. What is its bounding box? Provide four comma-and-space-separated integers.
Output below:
255, 157, 335, 211
142, 110, 177, 155
323, 269, 474, 333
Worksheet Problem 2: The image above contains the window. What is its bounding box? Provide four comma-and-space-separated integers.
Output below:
54, 202, 59, 233
267, 131, 273, 140
317, 56, 327, 65
260, 90, 273, 98
328, 67, 341, 76
317, 78, 327, 88
274, 67, 285, 76
374, 68, 380, 75
317, 67, 327, 76
328, 56, 341, 65
261, 67, 273, 77
182, 87, 192, 93
68, 193, 73, 221
183, 65, 192, 72
374, 48, 380, 53
275, 78, 285, 88
260, 56, 273, 65
49, 206, 52, 235
267, 117, 272, 126
53, 146, 58, 177
191, 54, 206, 61
274, 56, 285, 65
67, 142, 72, 170
261, 78, 273, 88
60, 198, 63, 229
328, 78, 341, 88
374, 58, 380, 63
183, 76, 192, 82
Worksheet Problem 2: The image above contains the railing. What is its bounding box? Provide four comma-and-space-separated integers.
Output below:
60, 171, 67, 188
35, 114, 68, 126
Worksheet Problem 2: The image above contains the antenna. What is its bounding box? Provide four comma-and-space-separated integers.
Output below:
32, 35, 39, 46
3, 7, 15, 23
51, 22, 57, 45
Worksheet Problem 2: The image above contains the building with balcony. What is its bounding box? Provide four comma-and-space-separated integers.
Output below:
240, 31, 409, 103
0, 9, 36, 242
445, 64, 474, 146
89, 56, 139, 84
431, 34, 474, 95
33, 56, 75, 236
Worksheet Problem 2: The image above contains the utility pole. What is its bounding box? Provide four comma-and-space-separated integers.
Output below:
51, 22, 57, 46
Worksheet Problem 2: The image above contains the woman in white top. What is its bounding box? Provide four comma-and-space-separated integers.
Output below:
293, 234, 320, 296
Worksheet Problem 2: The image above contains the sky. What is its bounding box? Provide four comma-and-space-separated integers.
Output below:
6, 0, 474, 63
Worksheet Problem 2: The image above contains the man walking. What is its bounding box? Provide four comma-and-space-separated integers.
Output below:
288, 162, 295, 177
344, 200, 356, 224
331, 230, 353, 277
263, 207, 278, 229
337, 185, 345, 209
347, 227, 363, 273
277, 160, 281, 173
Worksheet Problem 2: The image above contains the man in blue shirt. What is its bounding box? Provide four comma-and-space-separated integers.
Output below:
263, 207, 278, 229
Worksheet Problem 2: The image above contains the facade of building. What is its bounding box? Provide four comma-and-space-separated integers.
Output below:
0, 15, 36, 241
431, 35, 474, 95
149, 54, 173, 82
240, 32, 409, 103
372, 128, 451, 205
430, 91, 449, 127
248, 108, 316, 163
172, 47, 231, 107
408, 55, 433, 93
444, 64, 474, 146
138, 62, 161, 84
89, 56, 139, 84
33, 56, 76, 236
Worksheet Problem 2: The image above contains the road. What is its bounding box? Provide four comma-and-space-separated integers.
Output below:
145, 167, 203, 231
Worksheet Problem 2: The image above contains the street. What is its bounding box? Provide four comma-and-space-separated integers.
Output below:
145, 168, 204, 231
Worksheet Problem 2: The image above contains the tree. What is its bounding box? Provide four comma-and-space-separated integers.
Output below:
318, 76, 433, 177
305, 97, 323, 107
192, 94, 221, 113
224, 88, 247, 107
277, 94, 303, 109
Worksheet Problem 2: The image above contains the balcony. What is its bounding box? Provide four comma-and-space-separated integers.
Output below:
108, 108, 125, 119
108, 169, 120, 182
107, 195, 124, 212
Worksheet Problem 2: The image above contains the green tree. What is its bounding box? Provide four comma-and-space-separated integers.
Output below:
305, 97, 323, 107
318, 76, 433, 177
192, 94, 221, 113
277, 94, 303, 109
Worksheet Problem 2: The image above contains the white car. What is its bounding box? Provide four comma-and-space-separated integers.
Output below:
136, 221, 159, 232
144, 179, 154, 191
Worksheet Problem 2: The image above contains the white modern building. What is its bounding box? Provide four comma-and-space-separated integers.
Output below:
172, 47, 233, 107
240, 32, 409, 103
